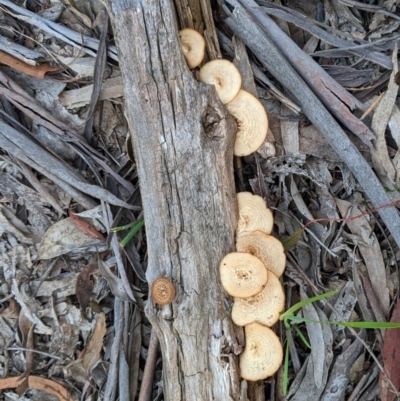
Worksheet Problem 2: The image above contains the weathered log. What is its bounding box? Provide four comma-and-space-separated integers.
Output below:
104, 1, 241, 400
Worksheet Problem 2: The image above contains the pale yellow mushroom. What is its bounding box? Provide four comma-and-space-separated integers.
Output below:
226, 90, 269, 156
236, 231, 286, 277
237, 192, 274, 236
179, 28, 205, 69
219, 252, 268, 298
232, 271, 285, 327
199, 60, 242, 104
240, 322, 283, 381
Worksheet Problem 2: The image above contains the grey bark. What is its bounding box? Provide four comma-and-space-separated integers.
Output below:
104, 1, 241, 400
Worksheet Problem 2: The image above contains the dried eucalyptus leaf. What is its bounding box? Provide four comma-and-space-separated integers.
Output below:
36, 218, 107, 260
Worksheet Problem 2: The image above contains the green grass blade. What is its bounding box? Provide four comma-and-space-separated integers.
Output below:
280, 290, 337, 321
284, 316, 400, 329
334, 321, 400, 329
111, 221, 138, 232
120, 219, 144, 247
293, 325, 311, 349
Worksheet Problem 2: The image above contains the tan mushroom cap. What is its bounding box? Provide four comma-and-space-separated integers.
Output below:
226, 90, 269, 156
240, 322, 283, 381
237, 192, 273, 236
236, 231, 286, 278
151, 278, 176, 306
232, 270, 285, 327
179, 28, 205, 69
219, 252, 268, 298
199, 60, 242, 104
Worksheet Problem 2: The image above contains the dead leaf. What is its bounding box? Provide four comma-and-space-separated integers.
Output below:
0, 50, 58, 78
15, 315, 33, 395
76, 261, 98, 315
335, 198, 390, 316
17, 311, 35, 395
329, 280, 357, 337
0, 298, 19, 318
36, 218, 107, 260
281, 229, 302, 251
380, 297, 400, 401
80, 312, 106, 373
64, 0, 92, 28
98, 258, 133, 302
69, 209, 106, 242
287, 289, 333, 399
371, 44, 399, 189
0, 375, 76, 401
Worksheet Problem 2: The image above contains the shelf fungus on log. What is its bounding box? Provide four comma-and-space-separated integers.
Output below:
236, 231, 286, 278
240, 322, 283, 381
236, 192, 274, 236
199, 59, 242, 104
219, 252, 268, 298
232, 271, 285, 327
179, 28, 206, 69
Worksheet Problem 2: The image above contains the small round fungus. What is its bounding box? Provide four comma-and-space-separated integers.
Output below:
219, 252, 268, 298
232, 271, 285, 327
151, 278, 176, 306
240, 322, 283, 381
237, 192, 274, 236
226, 90, 269, 156
179, 28, 206, 69
199, 59, 242, 104
236, 231, 286, 278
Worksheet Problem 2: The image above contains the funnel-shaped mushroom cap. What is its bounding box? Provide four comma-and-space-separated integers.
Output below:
179, 28, 205, 69
236, 231, 286, 278
232, 271, 285, 327
226, 90, 269, 156
237, 192, 273, 236
219, 252, 268, 298
240, 322, 283, 381
199, 60, 242, 104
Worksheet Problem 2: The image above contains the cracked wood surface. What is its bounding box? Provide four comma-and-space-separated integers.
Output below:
105, 0, 241, 400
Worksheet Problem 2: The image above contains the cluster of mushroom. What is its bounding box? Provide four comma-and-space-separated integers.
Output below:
179, 28, 268, 156
220, 192, 286, 381
179, 29, 285, 381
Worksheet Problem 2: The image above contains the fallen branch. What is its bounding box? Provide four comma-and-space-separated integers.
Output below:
138, 329, 159, 401
0, 0, 118, 61
222, 0, 400, 249
236, 0, 376, 146
256, 1, 397, 70
0, 120, 137, 210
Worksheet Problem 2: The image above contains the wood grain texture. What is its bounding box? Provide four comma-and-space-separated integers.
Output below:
104, 1, 241, 400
